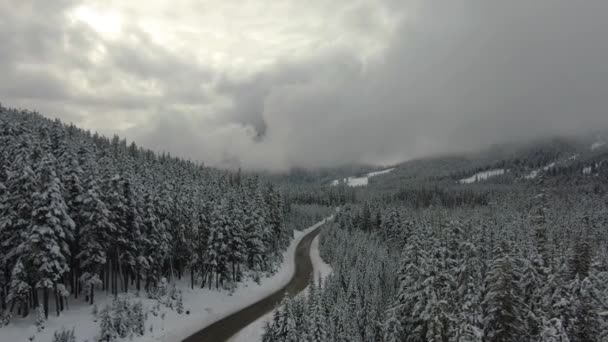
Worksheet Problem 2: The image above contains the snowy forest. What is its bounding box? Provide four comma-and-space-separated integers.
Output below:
0, 105, 335, 325
2, 103, 608, 342
263, 147, 608, 341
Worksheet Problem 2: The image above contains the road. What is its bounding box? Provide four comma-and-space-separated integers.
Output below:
182, 225, 324, 342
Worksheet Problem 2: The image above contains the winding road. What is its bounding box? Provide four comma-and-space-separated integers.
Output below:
182, 224, 325, 342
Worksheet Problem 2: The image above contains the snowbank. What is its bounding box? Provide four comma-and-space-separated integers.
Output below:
0, 219, 331, 342
229, 234, 333, 342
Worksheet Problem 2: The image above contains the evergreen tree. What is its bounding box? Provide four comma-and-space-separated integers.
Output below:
25, 154, 74, 318
482, 245, 526, 342
99, 305, 116, 342
77, 169, 113, 304
540, 318, 570, 342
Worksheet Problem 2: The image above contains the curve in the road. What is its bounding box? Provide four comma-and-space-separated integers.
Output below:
182, 225, 324, 342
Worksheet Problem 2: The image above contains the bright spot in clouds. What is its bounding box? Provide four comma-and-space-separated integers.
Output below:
69, 5, 123, 39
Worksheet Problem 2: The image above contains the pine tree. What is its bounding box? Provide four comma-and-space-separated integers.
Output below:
113, 298, 129, 338
380, 209, 402, 247
26, 154, 74, 318
244, 190, 268, 276
520, 252, 547, 340
392, 234, 427, 342
52, 327, 76, 342
131, 301, 146, 336
225, 197, 246, 283
78, 168, 113, 304
382, 307, 403, 342
566, 276, 599, 341
99, 305, 116, 342
1, 147, 38, 314
7, 259, 31, 317
63, 153, 84, 298
482, 245, 526, 342
540, 318, 570, 342
206, 200, 231, 289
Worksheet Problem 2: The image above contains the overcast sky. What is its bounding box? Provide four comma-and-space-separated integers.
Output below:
2, 0, 608, 170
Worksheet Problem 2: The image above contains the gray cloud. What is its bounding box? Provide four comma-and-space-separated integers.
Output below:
2, 0, 608, 171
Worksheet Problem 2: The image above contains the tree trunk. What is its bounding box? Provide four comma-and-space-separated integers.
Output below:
123, 269, 129, 293
22, 301, 29, 318
43, 287, 49, 319
32, 288, 38, 309
190, 268, 195, 289
90, 284, 95, 305
54, 286, 61, 317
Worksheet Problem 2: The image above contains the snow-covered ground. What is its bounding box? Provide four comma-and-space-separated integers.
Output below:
524, 162, 556, 180
0, 218, 332, 342
229, 235, 333, 342
459, 169, 506, 184
591, 141, 605, 151
366, 168, 395, 178
331, 168, 395, 187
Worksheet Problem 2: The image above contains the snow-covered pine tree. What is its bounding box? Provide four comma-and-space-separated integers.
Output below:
51, 327, 76, 342
206, 200, 231, 289
540, 318, 570, 342
104, 174, 128, 296
62, 152, 85, 299
77, 164, 114, 304
26, 153, 74, 318
99, 304, 116, 342
482, 244, 526, 342
141, 189, 161, 290
519, 252, 548, 340
382, 307, 403, 342
120, 177, 143, 293
131, 301, 146, 336
380, 209, 402, 247
227, 193, 246, 283
565, 276, 599, 341
1, 146, 38, 314
244, 189, 268, 277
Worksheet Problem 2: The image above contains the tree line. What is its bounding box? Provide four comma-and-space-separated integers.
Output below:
265, 181, 608, 341
0, 107, 294, 321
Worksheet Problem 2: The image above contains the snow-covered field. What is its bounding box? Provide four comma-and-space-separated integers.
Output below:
331, 168, 395, 187
0, 219, 331, 342
229, 235, 333, 342
459, 169, 506, 184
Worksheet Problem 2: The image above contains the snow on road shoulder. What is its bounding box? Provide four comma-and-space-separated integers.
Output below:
229, 229, 333, 342
310, 235, 332, 283
0, 218, 332, 342
157, 217, 332, 342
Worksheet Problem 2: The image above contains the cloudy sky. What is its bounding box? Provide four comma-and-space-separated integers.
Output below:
2, 0, 608, 170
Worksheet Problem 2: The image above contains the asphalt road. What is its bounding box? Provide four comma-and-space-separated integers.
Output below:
182, 225, 324, 342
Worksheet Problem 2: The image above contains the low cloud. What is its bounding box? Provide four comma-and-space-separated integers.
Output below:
3, 0, 608, 171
